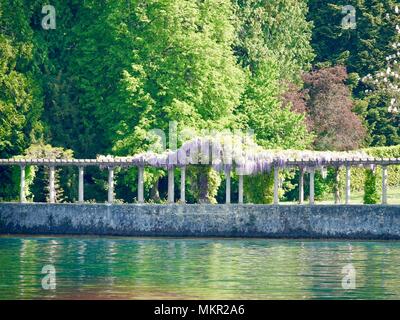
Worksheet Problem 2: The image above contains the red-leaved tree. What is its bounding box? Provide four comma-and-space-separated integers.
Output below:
301, 66, 366, 151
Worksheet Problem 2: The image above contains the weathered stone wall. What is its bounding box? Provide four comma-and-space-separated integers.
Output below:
0, 203, 400, 239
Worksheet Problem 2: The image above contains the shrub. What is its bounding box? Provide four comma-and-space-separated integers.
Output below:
244, 172, 274, 204
363, 169, 380, 204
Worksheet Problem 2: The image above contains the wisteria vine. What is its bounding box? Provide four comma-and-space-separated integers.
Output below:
98, 136, 372, 175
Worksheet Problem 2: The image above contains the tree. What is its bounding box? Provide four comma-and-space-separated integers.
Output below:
364, 169, 380, 204
0, 0, 44, 200
232, 0, 315, 204
113, 0, 245, 153
308, 0, 400, 146
361, 4, 400, 145
309, 0, 399, 75
30, 0, 89, 157
35, 0, 139, 158
234, 0, 315, 82
302, 66, 366, 151
236, 60, 313, 204
238, 60, 313, 150
110, 0, 246, 202
363, 91, 400, 146
0, 0, 43, 158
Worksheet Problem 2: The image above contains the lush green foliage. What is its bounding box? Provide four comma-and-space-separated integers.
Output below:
0, 1, 399, 203
244, 172, 274, 204
0, 0, 45, 200
234, 0, 314, 82
308, 0, 400, 146
238, 61, 314, 150
113, 0, 246, 156
364, 169, 380, 204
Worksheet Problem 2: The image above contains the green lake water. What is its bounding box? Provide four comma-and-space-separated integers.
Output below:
1, 235, 400, 300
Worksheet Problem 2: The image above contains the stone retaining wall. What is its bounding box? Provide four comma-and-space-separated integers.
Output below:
0, 203, 400, 239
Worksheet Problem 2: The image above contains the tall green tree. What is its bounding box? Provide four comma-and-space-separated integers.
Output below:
237, 60, 313, 150
111, 0, 246, 202
309, 0, 399, 75
113, 0, 246, 156
0, 0, 44, 200
0, 0, 43, 158
234, 0, 315, 82
308, 0, 400, 146
32, 0, 138, 158
232, 0, 315, 203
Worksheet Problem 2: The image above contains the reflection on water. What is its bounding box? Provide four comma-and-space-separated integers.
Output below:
1, 236, 400, 299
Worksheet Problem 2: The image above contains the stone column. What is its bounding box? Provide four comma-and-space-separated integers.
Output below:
225, 167, 231, 204
382, 165, 388, 205
108, 167, 114, 204
238, 174, 244, 204
299, 167, 304, 204
168, 167, 174, 203
334, 168, 341, 204
49, 166, 55, 203
20, 165, 26, 203
180, 166, 186, 203
273, 166, 279, 205
138, 166, 144, 203
78, 166, 84, 203
345, 165, 351, 205
309, 168, 315, 205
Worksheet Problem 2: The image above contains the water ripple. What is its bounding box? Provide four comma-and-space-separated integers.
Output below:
0, 236, 400, 299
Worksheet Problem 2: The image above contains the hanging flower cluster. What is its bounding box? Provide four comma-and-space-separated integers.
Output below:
362, 5, 400, 113
98, 135, 371, 175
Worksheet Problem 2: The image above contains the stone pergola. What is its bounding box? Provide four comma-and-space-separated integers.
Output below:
0, 157, 399, 205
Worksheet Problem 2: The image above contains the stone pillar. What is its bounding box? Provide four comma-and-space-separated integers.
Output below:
49, 166, 55, 203
20, 165, 26, 203
345, 165, 351, 205
334, 168, 340, 204
168, 167, 174, 203
273, 166, 279, 205
299, 168, 304, 204
108, 167, 114, 204
382, 165, 388, 205
138, 166, 144, 203
309, 169, 315, 205
78, 166, 84, 203
238, 174, 244, 204
225, 167, 231, 204
180, 166, 186, 203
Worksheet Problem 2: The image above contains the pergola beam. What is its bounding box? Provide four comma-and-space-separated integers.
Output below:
0, 158, 399, 167
1, 156, 398, 206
